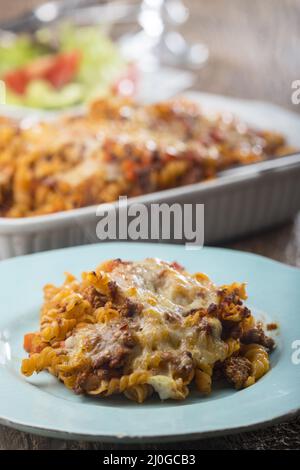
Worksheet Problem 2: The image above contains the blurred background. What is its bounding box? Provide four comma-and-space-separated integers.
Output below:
0, 0, 299, 112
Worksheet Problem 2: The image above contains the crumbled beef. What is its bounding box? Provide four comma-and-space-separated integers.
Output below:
159, 350, 194, 382
223, 356, 252, 389
164, 311, 182, 323
207, 303, 218, 316
73, 368, 114, 394
216, 289, 251, 326
73, 371, 89, 394
82, 286, 106, 309
174, 351, 194, 381
90, 323, 136, 370
197, 317, 213, 335
108, 280, 118, 300
212, 361, 224, 380
221, 321, 243, 340
241, 326, 275, 351
119, 298, 143, 317
182, 308, 195, 318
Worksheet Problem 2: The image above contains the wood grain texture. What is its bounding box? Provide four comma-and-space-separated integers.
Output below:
0, 0, 299, 451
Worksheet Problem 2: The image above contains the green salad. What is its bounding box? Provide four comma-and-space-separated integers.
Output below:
0, 25, 135, 109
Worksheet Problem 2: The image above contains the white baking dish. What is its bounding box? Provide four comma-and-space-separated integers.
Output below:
1, 92, 300, 259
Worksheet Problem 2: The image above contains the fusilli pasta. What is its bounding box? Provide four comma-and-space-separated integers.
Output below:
21, 258, 275, 402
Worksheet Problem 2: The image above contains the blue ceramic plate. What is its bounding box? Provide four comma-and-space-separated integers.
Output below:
0, 243, 299, 442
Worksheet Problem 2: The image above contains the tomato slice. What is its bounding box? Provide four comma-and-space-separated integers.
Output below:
3, 51, 81, 95
4, 69, 29, 95
43, 51, 81, 88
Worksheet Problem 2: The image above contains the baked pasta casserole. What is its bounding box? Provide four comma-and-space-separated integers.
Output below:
21, 258, 275, 402
0, 97, 293, 217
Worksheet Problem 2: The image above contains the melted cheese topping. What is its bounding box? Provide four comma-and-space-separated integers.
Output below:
2, 98, 290, 217
101, 258, 218, 317
63, 259, 228, 400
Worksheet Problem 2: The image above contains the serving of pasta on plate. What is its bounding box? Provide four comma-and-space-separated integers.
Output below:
21, 258, 275, 403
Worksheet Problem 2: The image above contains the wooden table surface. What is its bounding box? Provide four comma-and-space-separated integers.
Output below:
0, 0, 299, 451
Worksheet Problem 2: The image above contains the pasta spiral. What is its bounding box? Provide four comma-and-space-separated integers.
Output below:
225, 338, 240, 358
88, 371, 151, 396
218, 282, 249, 322
41, 318, 77, 341
82, 271, 111, 297
21, 347, 64, 377
195, 368, 212, 395
124, 384, 153, 403
242, 343, 270, 386
95, 306, 120, 323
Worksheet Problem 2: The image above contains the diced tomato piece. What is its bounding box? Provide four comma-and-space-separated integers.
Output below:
23, 333, 35, 353
4, 69, 29, 95
3, 50, 81, 94
44, 51, 81, 88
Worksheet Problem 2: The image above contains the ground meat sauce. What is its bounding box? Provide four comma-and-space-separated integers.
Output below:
73, 322, 137, 394
82, 286, 107, 309
90, 323, 136, 370
241, 326, 275, 351
223, 356, 252, 389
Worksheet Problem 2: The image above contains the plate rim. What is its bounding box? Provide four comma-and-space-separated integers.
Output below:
0, 407, 299, 443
